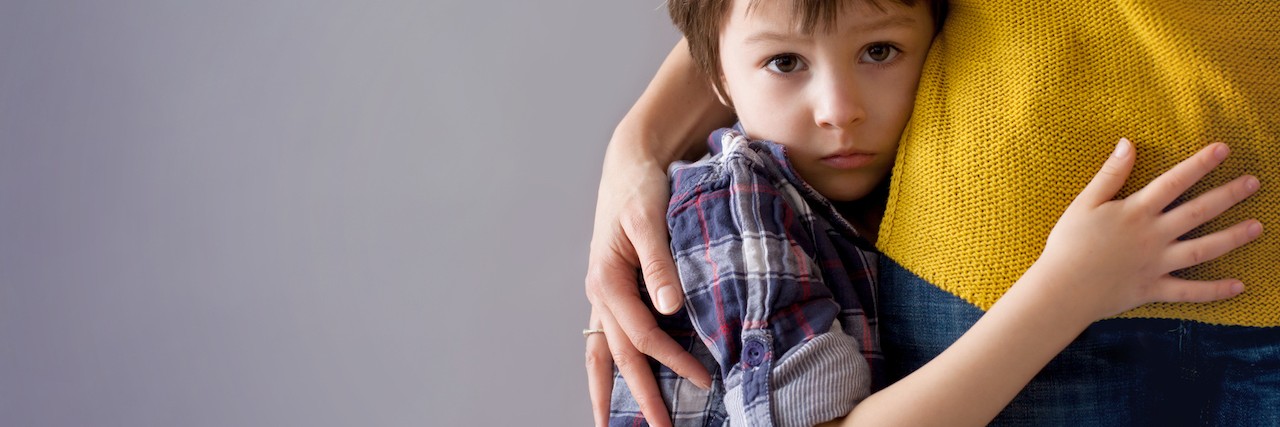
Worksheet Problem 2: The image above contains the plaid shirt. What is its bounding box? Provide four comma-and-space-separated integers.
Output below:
610, 126, 882, 427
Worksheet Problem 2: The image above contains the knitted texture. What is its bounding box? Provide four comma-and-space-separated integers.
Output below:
879, 1, 1280, 326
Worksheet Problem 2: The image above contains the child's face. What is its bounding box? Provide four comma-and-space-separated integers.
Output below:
718, 0, 935, 202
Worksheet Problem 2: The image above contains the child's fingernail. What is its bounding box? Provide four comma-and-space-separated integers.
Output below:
1232, 281, 1245, 294
1249, 220, 1263, 238
1246, 176, 1260, 193
1114, 138, 1131, 158
657, 286, 680, 313
1214, 143, 1230, 161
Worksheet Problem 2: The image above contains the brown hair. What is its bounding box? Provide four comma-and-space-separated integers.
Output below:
668, 0, 947, 106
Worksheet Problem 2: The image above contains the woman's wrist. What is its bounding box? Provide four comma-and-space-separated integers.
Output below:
611, 101, 717, 167
608, 118, 681, 168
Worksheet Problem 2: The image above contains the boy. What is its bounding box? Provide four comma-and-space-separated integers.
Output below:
609, 0, 942, 424
602, 0, 1259, 426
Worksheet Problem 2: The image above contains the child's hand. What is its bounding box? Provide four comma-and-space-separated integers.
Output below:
1031, 138, 1262, 322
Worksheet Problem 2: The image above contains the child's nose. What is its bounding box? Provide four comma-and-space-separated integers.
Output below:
813, 75, 866, 130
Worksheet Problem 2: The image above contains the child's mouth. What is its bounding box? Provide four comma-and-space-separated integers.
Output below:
820, 152, 875, 169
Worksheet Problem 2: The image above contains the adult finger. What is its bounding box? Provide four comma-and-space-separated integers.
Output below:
1161, 175, 1260, 236
600, 308, 672, 427
1074, 138, 1137, 207
1162, 219, 1263, 272
599, 290, 712, 388
620, 207, 685, 314
1147, 276, 1245, 304
1130, 143, 1229, 212
590, 256, 712, 389
586, 311, 614, 427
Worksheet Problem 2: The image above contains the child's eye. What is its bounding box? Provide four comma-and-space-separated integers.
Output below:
861, 43, 901, 63
765, 54, 806, 74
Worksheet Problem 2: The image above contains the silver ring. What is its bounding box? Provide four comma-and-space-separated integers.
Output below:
582, 328, 605, 337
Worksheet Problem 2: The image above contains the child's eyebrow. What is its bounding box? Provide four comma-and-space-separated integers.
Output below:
744, 30, 809, 45
847, 15, 918, 33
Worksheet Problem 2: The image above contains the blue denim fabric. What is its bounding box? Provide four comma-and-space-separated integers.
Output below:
878, 257, 1280, 427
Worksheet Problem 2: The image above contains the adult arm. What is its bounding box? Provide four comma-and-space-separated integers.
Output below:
584, 37, 735, 427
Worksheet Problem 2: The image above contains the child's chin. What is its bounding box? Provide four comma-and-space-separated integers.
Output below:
818, 184, 872, 203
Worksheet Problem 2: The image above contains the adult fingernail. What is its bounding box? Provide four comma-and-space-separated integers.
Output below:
1113, 138, 1130, 158
657, 286, 680, 314
692, 376, 712, 390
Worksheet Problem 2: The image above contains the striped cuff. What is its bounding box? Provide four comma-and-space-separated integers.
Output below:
723, 328, 870, 426
772, 329, 870, 426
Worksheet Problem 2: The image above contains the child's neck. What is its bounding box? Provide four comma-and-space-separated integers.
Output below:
830, 180, 890, 245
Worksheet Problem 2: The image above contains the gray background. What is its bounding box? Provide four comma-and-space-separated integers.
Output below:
1, 1, 677, 425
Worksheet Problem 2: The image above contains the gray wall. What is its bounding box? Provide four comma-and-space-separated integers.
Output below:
0, 1, 677, 425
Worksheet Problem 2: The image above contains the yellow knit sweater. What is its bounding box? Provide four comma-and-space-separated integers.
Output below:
879, 1, 1280, 326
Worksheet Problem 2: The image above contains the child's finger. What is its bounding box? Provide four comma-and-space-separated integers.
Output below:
1161, 175, 1260, 236
1074, 138, 1136, 207
1162, 219, 1264, 272
1130, 143, 1229, 212
1147, 276, 1245, 304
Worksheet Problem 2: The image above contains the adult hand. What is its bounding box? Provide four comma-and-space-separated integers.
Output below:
584, 135, 713, 427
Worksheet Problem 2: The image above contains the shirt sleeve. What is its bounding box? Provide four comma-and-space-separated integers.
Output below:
667, 144, 871, 427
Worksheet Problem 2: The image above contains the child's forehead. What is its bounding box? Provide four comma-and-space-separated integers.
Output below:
736, 0, 905, 35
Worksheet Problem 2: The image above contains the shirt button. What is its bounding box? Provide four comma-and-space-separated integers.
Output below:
743, 338, 768, 367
